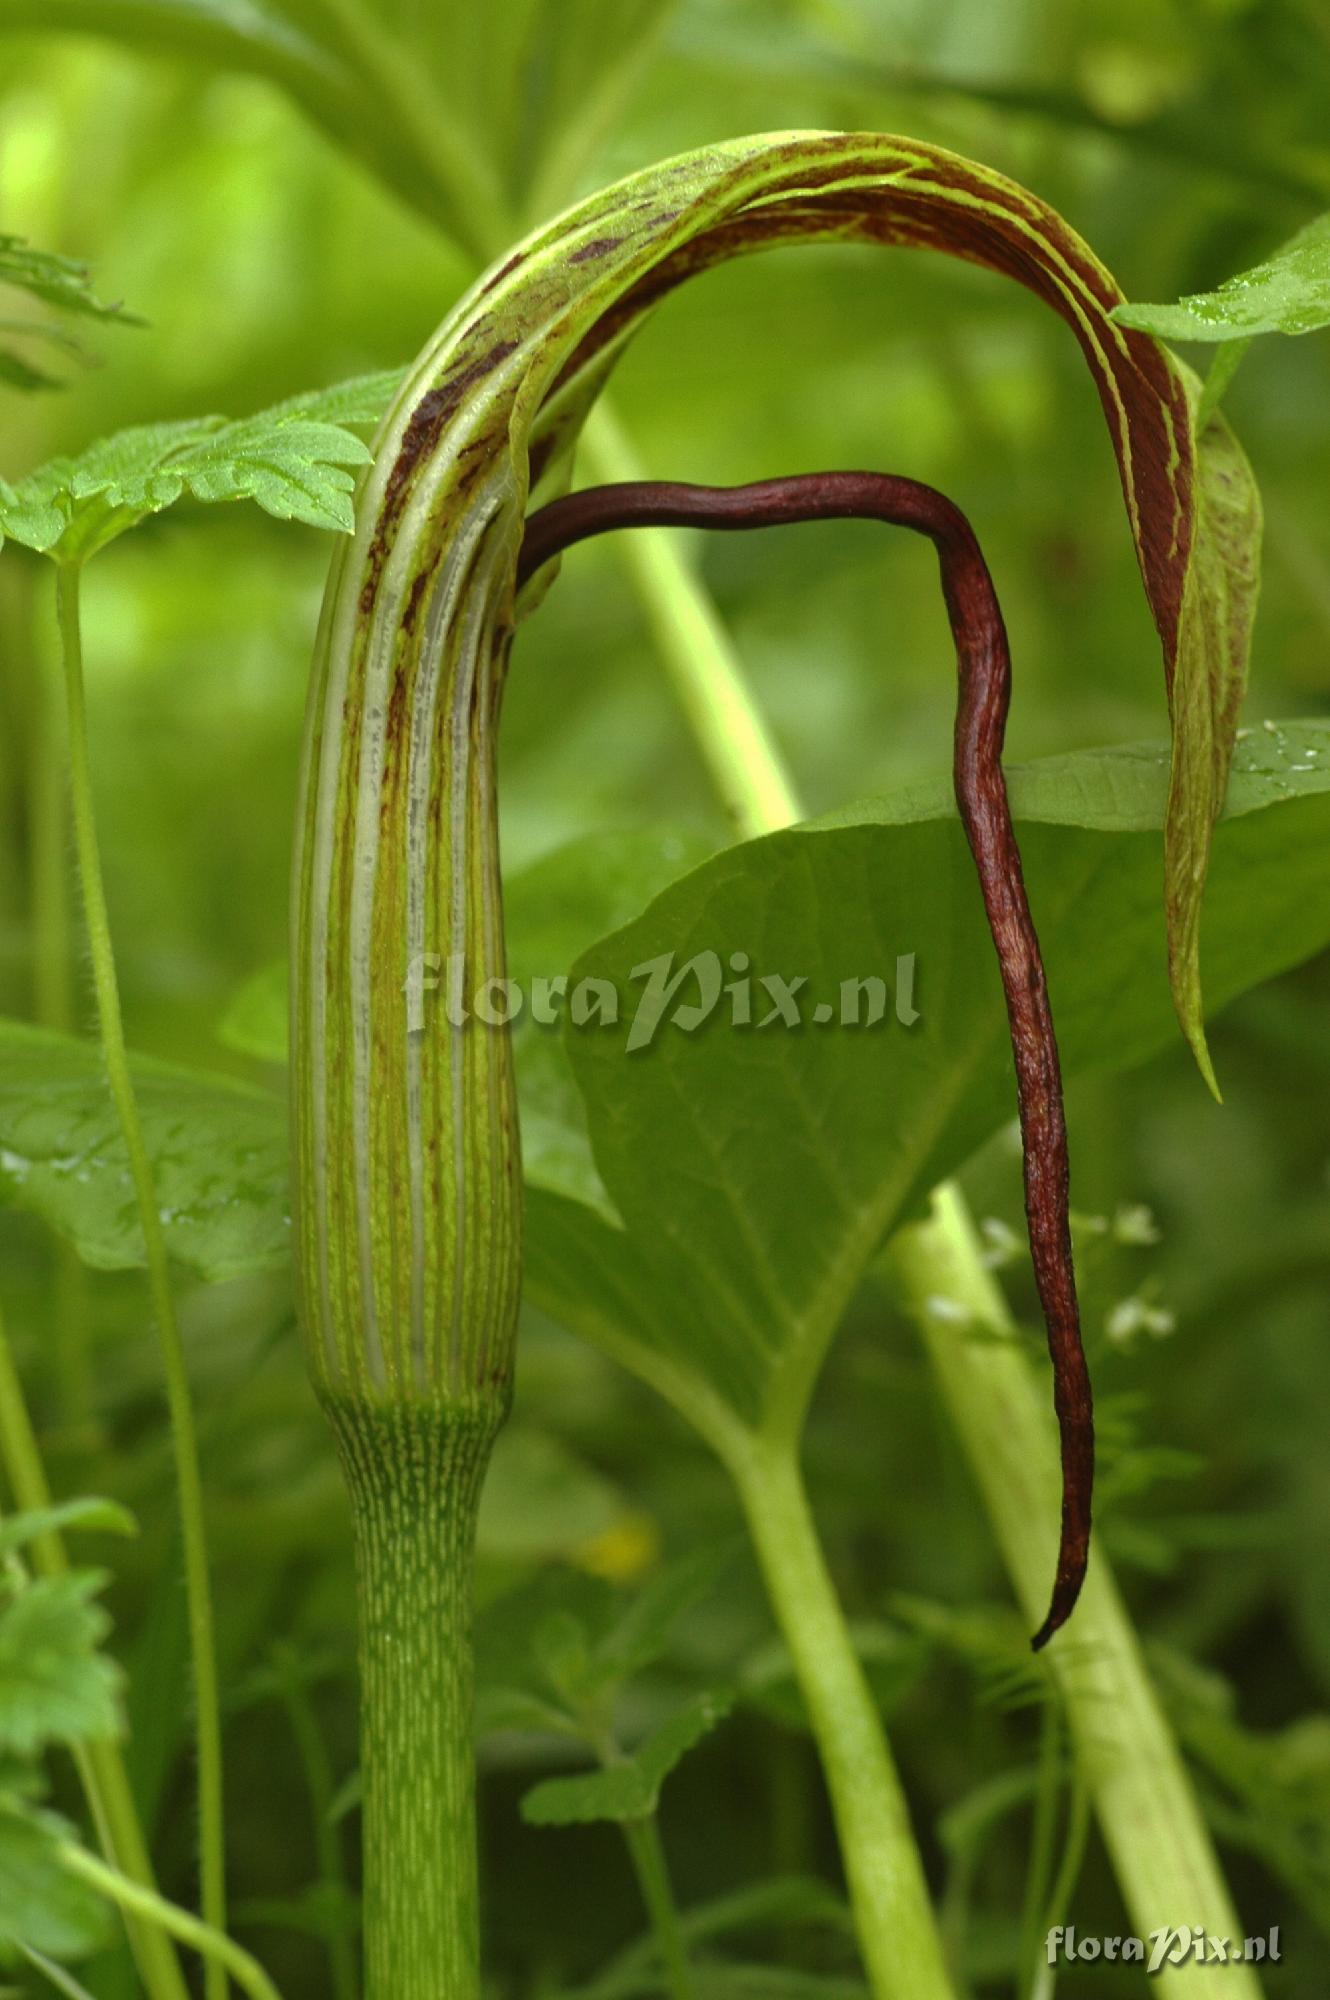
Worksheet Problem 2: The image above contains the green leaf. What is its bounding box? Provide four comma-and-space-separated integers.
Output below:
0, 1019, 289, 1282
0, 235, 141, 399
0, 1794, 108, 1963
0, 1575, 121, 1758
0, 369, 399, 560
0, 237, 139, 326
520, 1690, 733, 1826
527, 728, 1330, 1445
1115, 210, 1330, 341
0, 1502, 136, 1562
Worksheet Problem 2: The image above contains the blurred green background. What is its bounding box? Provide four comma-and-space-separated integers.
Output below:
1, 1, 1329, 1994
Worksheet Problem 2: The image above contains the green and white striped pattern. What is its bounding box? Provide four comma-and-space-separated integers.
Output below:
290, 129, 1255, 1413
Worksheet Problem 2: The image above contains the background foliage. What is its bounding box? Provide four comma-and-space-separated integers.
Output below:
1, 1, 1329, 1995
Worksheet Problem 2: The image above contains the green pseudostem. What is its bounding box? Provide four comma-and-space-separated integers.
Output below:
291, 393, 521, 1994
54, 563, 228, 2000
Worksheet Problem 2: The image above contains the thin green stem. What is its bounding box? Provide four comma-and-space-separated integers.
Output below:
60, 1847, 281, 2000
621, 1815, 695, 2000
576, 403, 803, 840
24, 586, 98, 1433
55, 561, 228, 2000
19, 1943, 98, 1999
727, 1437, 954, 2000
887, 1185, 1264, 2000
325, 1400, 500, 2000
0, 1302, 189, 2000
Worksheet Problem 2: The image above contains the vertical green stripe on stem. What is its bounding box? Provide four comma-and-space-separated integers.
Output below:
323, 1400, 501, 2000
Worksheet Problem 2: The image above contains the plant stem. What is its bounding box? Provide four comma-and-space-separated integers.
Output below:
888, 1185, 1264, 1999
727, 1437, 955, 2000
24, 584, 98, 1433
55, 560, 228, 2000
324, 1400, 500, 2000
621, 1815, 695, 2000
575, 404, 802, 840
0, 1301, 189, 2000
60, 1847, 282, 2000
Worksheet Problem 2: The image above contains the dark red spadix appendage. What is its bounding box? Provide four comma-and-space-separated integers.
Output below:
519, 473, 1093, 1649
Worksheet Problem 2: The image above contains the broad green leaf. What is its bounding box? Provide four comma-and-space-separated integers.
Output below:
0, 1575, 121, 1758
0, 1796, 108, 1963
1116, 210, 1330, 342
520, 1689, 733, 1825
0, 370, 399, 560
0, 1502, 136, 1562
530, 727, 1330, 1444
0, 1020, 289, 1281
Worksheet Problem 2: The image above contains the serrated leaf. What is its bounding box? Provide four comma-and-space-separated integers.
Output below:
0, 370, 397, 560
0, 1796, 108, 1963
521, 1690, 733, 1826
0, 1574, 121, 1758
0, 1502, 136, 1562
0, 236, 139, 402
0, 1019, 289, 1281
1116, 210, 1330, 342
0, 238, 138, 327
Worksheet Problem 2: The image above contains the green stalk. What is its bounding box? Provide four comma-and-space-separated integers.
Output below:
55, 561, 228, 2000
727, 1436, 954, 2000
24, 580, 98, 1433
0, 1305, 189, 2000
620, 1816, 695, 2000
888, 1185, 1263, 2000
323, 1403, 499, 2000
59, 1848, 281, 2000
